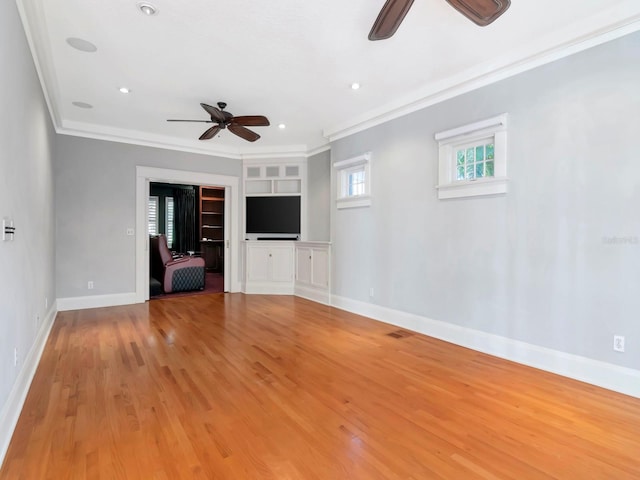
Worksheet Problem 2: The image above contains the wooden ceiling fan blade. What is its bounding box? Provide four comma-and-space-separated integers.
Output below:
445, 0, 510, 26
199, 125, 221, 140
229, 124, 260, 142
369, 0, 415, 41
231, 115, 270, 127
200, 103, 226, 123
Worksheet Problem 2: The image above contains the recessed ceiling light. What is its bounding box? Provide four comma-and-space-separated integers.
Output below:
119, 87, 131, 94
351, 82, 361, 90
72, 101, 93, 109
66, 37, 97, 53
137, 2, 157, 15
278, 124, 286, 129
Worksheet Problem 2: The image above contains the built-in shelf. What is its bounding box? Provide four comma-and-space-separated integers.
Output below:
244, 163, 302, 196
199, 186, 225, 272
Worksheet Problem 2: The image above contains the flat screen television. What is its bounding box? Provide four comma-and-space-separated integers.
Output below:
246, 196, 301, 235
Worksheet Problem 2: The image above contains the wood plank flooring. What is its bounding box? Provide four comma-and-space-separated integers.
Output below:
1, 294, 639, 479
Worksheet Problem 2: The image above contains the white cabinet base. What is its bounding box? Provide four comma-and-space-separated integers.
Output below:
243, 241, 330, 300
294, 242, 331, 304
245, 282, 295, 295
244, 241, 295, 294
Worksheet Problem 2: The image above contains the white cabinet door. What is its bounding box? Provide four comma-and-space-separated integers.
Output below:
270, 246, 294, 283
296, 247, 311, 284
310, 248, 329, 288
246, 245, 271, 282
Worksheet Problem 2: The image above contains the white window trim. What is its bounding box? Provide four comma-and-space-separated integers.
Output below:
435, 114, 508, 199
334, 152, 371, 209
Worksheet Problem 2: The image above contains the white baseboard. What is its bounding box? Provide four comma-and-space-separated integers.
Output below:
57, 292, 139, 311
330, 295, 640, 399
0, 302, 57, 465
243, 283, 295, 295
294, 285, 331, 305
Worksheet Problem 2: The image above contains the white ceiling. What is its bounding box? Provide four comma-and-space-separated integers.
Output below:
16, 0, 640, 158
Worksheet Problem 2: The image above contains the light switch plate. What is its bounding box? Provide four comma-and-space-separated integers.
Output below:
2, 218, 14, 241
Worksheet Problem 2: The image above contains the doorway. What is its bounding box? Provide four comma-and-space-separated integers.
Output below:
135, 166, 240, 303
148, 182, 226, 299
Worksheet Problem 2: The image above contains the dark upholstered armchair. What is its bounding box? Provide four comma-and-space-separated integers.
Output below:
150, 235, 205, 293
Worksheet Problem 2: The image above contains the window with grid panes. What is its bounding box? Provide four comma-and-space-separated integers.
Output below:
435, 114, 508, 199
455, 139, 495, 181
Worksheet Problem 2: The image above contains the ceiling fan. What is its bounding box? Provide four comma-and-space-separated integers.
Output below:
167, 102, 270, 142
369, 0, 511, 41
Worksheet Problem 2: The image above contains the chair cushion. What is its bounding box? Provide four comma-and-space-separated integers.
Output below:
171, 267, 205, 292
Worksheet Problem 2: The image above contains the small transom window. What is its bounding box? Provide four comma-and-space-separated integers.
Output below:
334, 152, 371, 209
435, 114, 508, 199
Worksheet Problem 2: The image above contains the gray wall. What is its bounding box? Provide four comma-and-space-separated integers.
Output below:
330, 32, 640, 369
307, 149, 331, 241
55, 136, 241, 298
0, 0, 56, 419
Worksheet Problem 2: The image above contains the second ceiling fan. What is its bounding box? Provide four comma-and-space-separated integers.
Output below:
167, 102, 270, 142
369, 0, 511, 41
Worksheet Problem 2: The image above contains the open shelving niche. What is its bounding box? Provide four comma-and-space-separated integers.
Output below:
244, 163, 303, 196
199, 186, 225, 272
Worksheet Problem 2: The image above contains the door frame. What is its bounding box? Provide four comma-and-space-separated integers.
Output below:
135, 166, 240, 302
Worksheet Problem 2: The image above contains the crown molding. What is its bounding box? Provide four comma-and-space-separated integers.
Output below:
16, 0, 61, 130
18, 0, 638, 159
325, 6, 640, 143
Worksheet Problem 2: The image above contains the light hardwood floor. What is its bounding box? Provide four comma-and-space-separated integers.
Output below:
2, 294, 639, 479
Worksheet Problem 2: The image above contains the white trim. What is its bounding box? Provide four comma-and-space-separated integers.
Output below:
335, 195, 372, 209
17, 0, 640, 160
435, 114, 507, 141
436, 115, 508, 199
332, 152, 370, 169
294, 284, 331, 305
436, 176, 509, 199
334, 152, 372, 209
329, 295, 640, 399
325, 10, 640, 143
136, 167, 242, 303
243, 283, 295, 295
0, 302, 57, 465
15, 0, 60, 133
57, 293, 137, 311
306, 144, 331, 158
57, 124, 324, 162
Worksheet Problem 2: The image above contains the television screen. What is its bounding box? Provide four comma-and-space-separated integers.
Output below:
246, 196, 301, 234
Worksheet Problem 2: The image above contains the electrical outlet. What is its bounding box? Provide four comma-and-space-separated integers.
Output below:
126, 228, 135, 236
87, 281, 94, 290
45, 297, 48, 309
613, 335, 625, 352
369, 287, 374, 297
14, 348, 17, 367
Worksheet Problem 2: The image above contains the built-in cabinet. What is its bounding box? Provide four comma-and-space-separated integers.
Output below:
294, 243, 331, 304
241, 158, 330, 301
243, 241, 330, 302
199, 186, 224, 272
244, 242, 295, 294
